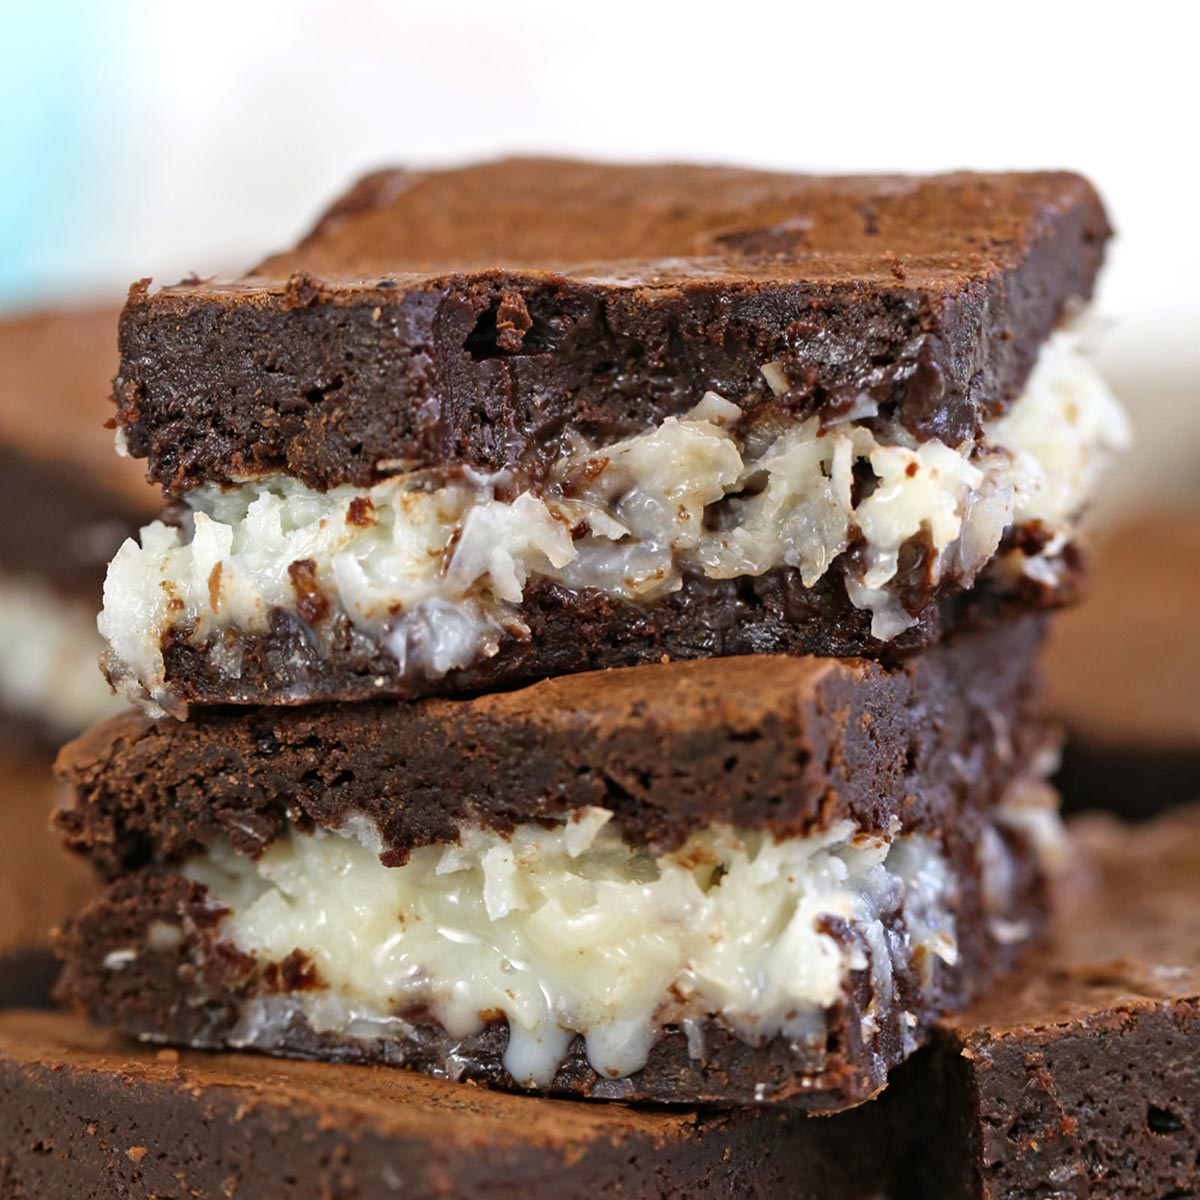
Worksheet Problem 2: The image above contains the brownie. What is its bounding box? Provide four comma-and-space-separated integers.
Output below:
898, 804, 1200, 1198
0, 1010, 912, 1200
0, 307, 155, 746
1044, 513, 1200, 818
60, 618, 1047, 874
0, 307, 153, 598
54, 623, 1055, 1111
134, 557, 1079, 716
98, 161, 1119, 714
0, 755, 94, 1007
16, 811, 1199, 1199
117, 161, 1110, 495
52, 820, 1046, 1111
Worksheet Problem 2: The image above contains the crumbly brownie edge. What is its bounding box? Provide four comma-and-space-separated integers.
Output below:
897, 1000, 1200, 1198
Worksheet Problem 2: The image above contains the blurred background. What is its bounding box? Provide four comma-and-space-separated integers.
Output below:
0, 0, 1196, 510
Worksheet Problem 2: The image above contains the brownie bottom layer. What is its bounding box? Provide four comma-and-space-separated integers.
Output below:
22, 808, 1200, 1198
0, 1010, 910, 1200
896, 805, 1200, 1198
55, 803, 1050, 1110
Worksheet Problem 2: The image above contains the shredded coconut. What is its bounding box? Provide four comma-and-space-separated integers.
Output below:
102, 327, 1127, 715
184, 811, 959, 1087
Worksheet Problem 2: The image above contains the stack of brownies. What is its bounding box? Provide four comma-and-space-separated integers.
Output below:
41, 162, 1132, 1170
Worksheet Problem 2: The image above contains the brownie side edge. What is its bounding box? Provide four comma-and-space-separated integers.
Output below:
899, 1002, 1200, 1198
58, 618, 1047, 876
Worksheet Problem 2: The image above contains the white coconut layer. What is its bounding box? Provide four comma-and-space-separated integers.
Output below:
101, 326, 1128, 715
174, 810, 960, 1087
0, 573, 126, 733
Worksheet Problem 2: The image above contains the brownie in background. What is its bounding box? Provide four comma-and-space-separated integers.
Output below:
899, 803, 1200, 1197
0, 306, 155, 747
1045, 513, 1200, 817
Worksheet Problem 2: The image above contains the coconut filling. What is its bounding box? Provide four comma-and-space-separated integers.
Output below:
173, 810, 964, 1087
100, 325, 1129, 713
0, 573, 126, 733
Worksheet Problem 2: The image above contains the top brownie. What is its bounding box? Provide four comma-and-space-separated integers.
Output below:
101, 161, 1127, 713
119, 159, 1110, 493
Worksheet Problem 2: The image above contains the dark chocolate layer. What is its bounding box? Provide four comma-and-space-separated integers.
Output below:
0, 1010, 911, 1200
61, 619, 1046, 877
116, 160, 1110, 496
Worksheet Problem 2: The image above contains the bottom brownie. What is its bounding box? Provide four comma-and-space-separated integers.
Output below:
0, 1010, 909, 1200
54, 626, 1057, 1110
17, 807, 1200, 1199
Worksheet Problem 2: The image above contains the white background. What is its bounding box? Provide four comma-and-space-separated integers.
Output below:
10, 0, 1200, 511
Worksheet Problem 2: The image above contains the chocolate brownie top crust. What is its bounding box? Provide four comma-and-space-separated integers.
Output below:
116, 159, 1110, 494
56, 619, 1045, 877
260, 159, 1105, 280
0, 1011, 903, 1200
